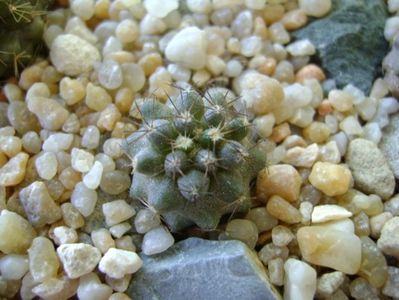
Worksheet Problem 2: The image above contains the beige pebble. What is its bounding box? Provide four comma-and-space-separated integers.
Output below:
28, 237, 60, 282
266, 195, 302, 224
91, 228, 115, 254
138, 52, 163, 76
60, 77, 86, 105
282, 143, 319, 168
85, 83, 112, 112
257, 164, 302, 202
311, 205, 352, 224
263, 4, 285, 25
99, 248, 143, 279
103, 200, 136, 227
284, 258, 317, 300
57, 243, 102, 279
299, 0, 332, 17
303, 122, 331, 143
270, 122, 291, 143
296, 64, 326, 83
0, 210, 36, 254
297, 225, 361, 274
309, 162, 352, 196
0, 152, 29, 186
370, 212, 393, 239
281, 9, 307, 30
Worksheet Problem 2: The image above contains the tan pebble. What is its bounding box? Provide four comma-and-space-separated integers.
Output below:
253, 17, 268, 39
270, 122, 291, 143
109, 293, 131, 300
85, 83, 112, 112
257, 164, 302, 202
309, 162, 352, 196
311, 204, 352, 224
60, 77, 86, 105
370, 212, 393, 239
317, 100, 333, 116
91, 229, 115, 254
266, 195, 302, 224
296, 64, 326, 83
303, 122, 331, 143
282, 143, 319, 168
18, 64, 44, 90
97, 104, 122, 131
138, 53, 163, 76
263, 4, 285, 25
109, 51, 136, 64
297, 225, 361, 274
281, 9, 308, 30
0, 152, 29, 186
94, 0, 110, 19
0, 210, 36, 254
328, 89, 353, 112
115, 88, 133, 113
258, 57, 277, 76
59, 167, 82, 190
0, 151, 7, 168
28, 237, 59, 282
31, 276, 79, 300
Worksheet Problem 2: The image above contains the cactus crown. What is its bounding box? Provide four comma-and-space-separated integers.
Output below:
126, 88, 266, 231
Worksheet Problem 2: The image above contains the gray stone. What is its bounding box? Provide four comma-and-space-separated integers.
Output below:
346, 138, 395, 200
127, 238, 281, 300
292, 0, 388, 94
0, 103, 9, 128
380, 113, 399, 179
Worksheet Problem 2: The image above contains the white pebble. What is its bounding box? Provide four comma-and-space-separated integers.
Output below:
81, 126, 100, 150
91, 228, 115, 254
385, 16, 399, 42
102, 200, 136, 227
116, 19, 139, 44
286, 39, 316, 56
224, 60, 243, 77
240, 36, 262, 57
142, 226, 175, 255
363, 122, 382, 144
339, 116, 363, 136
167, 64, 191, 82
134, 208, 161, 234
311, 205, 352, 224
144, 0, 178, 18
83, 161, 103, 190
140, 14, 166, 35
71, 0, 95, 20
388, 0, 399, 13
77, 273, 113, 300
71, 148, 94, 173
109, 222, 132, 239
95, 153, 116, 172
53, 226, 79, 245
98, 60, 123, 90
99, 248, 143, 279
245, 0, 265, 10
299, 0, 332, 17
35, 152, 58, 180
0, 254, 29, 280
57, 243, 102, 279
284, 258, 317, 300
71, 182, 97, 217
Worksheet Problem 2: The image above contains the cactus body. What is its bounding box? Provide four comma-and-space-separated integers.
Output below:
0, 0, 52, 79
126, 89, 266, 231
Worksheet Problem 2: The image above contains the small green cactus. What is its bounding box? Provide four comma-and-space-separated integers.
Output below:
125, 89, 266, 231
0, 0, 53, 79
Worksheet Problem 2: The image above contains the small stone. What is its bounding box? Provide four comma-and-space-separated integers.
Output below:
225, 219, 258, 249
370, 212, 393, 238
286, 39, 316, 56
240, 36, 262, 57
268, 258, 284, 286
282, 143, 319, 168
77, 273, 113, 300
31, 276, 79, 300
116, 19, 139, 45
121, 63, 146, 93
339, 116, 363, 136
303, 121, 331, 143
102, 200, 135, 227
57, 243, 102, 279
63, 113, 81, 133
383, 267, 399, 298
81, 126, 100, 150
85, 83, 112, 112
281, 9, 308, 30
7, 102, 40, 136
269, 22, 290, 44
71, 0, 95, 20
311, 205, 352, 224
316, 271, 345, 299
53, 226, 79, 245
60, 77, 86, 105
109, 222, 131, 239
98, 60, 123, 90
148, 67, 174, 101
258, 243, 289, 265
142, 226, 175, 255
91, 228, 115, 254
296, 64, 326, 83
42, 133, 74, 153
0, 255, 29, 280
83, 161, 103, 190
299, 0, 331, 17
50, 34, 100, 76
61, 203, 85, 229
284, 258, 317, 300
19, 181, 62, 227
377, 216, 399, 259
270, 123, 291, 143
0, 152, 28, 186
27, 96, 69, 131
139, 53, 163, 77
35, 152, 58, 180
308, 162, 352, 197
21, 131, 41, 154
99, 248, 142, 279
346, 138, 395, 200
385, 194, 399, 216
353, 211, 371, 236
165, 27, 207, 70
297, 226, 361, 274
71, 182, 97, 217
128, 238, 280, 299
134, 208, 161, 234
100, 170, 130, 195
0, 210, 36, 254
144, 0, 178, 18
115, 236, 136, 252
28, 237, 59, 282
358, 236, 388, 288
109, 293, 131, 300
71, 148, 94, 173
205, 55, 226, 76
95, 153, 115, 172
319, 141, 341, 164
256, 164, 302, 202
240, 73, 284, 115
245, 207, 278, 233
59, 167, 82, 190
97, 104, 122, 131
266, 195, 302, 224
271, 225, 294, 247
349, 277, 378, 300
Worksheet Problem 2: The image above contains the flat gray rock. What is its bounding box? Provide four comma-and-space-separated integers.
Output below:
380, 113, 399, 179
127, 238, 282, 300
346, 138, 395, 200
292, 0, 388, 94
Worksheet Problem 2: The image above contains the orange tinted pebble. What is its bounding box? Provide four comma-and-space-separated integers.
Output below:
317, 100, 333, 116
258, 57, 277, 76
271, 123, 291, 143
296, 64, 326, 83
281, 9, 308, 30
257, 231, 273, 246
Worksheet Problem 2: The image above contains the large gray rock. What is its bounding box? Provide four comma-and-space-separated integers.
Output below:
380, 113, 399, 179
292, 0, 388, 94
346, 138, 395, 200
127, 238, 281, 300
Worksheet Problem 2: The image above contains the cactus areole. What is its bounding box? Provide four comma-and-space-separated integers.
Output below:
125, 89, 266, 231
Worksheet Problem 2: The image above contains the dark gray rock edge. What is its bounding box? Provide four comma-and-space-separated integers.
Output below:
127, 238, 282, 300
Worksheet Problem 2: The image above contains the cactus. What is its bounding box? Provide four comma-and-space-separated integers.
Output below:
125, 89, 266, 231
0, 0, 53, 79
